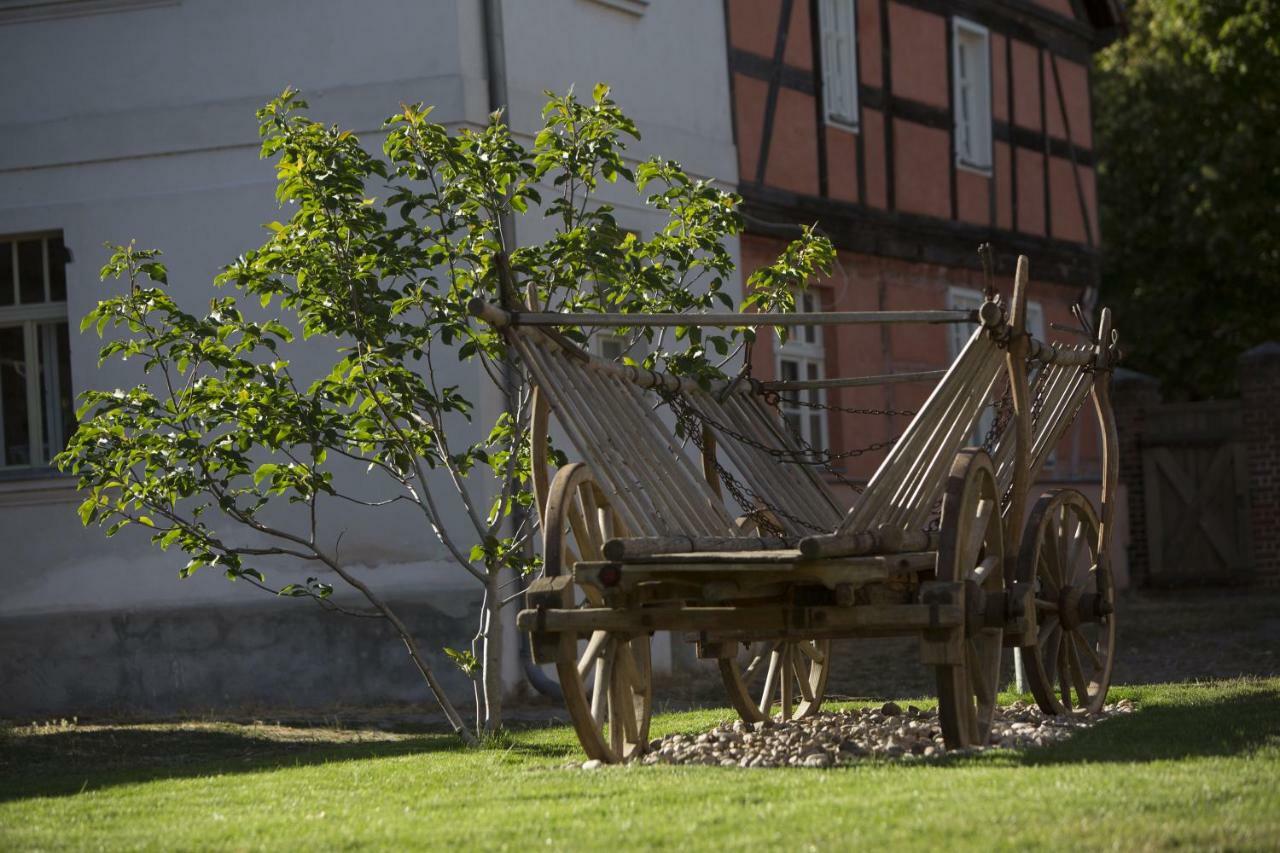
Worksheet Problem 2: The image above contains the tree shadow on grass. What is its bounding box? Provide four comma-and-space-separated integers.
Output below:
0, 724, 463, 803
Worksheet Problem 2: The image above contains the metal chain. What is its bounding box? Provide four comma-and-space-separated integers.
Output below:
663, 392, 810, 539
765, 390, 918, 420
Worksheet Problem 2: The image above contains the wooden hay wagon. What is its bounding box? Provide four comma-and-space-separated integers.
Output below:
473, 255, 1121, 763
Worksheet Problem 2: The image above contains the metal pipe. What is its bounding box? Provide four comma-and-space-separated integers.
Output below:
480, 0, 561, 701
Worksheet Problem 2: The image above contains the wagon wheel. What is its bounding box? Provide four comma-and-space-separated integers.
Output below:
544, 462, 652, 763
718, 638, 831, 723
1017, 490, 1116, 715
934, 449, 1005, 748
717, 515, 831, 724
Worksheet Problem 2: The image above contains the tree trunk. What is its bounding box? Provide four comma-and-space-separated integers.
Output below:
481, 571, 505, 732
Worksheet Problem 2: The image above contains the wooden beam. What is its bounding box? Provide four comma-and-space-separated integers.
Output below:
755, 0, 796, 186
759, 368, 947, 391
471, 300, 976, 329
516, 601, 965, 635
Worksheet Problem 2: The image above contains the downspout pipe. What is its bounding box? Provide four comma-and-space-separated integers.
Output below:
480, 0, 563, 701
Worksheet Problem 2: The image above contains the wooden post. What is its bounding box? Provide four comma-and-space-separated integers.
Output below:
1003, 256, 1033, 579
1091, 307, 1120, 599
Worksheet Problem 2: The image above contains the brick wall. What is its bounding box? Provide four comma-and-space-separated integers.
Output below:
1239, 343, 1280, 579
1114, 345, 1280, 585
1111, 369, 1162, 584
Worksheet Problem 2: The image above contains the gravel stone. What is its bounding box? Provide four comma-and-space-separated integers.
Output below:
617, 700, 1131, 768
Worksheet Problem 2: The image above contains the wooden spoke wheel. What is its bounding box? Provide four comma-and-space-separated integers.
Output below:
718, 639, 831, 723
934, 449, 1005, 748
1017, 489, 1116, 715
545, 462, 652, 763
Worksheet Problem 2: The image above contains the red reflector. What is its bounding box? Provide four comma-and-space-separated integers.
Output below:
598, 565, 622, 587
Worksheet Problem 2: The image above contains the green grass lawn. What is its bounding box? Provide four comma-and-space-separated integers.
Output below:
2, 678, 1277, 851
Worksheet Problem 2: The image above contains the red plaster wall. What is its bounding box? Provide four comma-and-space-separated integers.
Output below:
1016, 148, 1046, 235
1011, 40, 1042, 131
728, 0, 781, 57
764, 88, 821, 195
784, 0, 813, 69
826, 127, 859, 202
888, 3, 948, 108
740, 235, 1104, 484
1079, 163, 1099, 245
1055, 58, 1093, 148
893, 120, 950, 218
858, 0, 882, 87
862, 109, 888, 208
991, 32, 1009, 123
1044, 53, 1067, 140
956, 169, 990, 225
1048, 155, 1087, 243
994, 141, 1013, 230
733, 72, 767, 180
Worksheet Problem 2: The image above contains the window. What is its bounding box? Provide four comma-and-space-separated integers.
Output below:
947, 287, 1048, 465
596, 333, 629, 363
776, 290, 828, 451
0, 232, 75, 472
952, 18, 992, 173
818, 0, 859, 130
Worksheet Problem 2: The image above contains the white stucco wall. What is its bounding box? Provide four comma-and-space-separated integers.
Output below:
0, 0, 740, 712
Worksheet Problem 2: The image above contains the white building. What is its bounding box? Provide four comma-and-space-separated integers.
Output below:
0, 0, 739, 717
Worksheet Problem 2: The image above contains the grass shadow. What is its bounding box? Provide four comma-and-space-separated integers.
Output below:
0, 723, 461, 803
978, 681, 1280, 768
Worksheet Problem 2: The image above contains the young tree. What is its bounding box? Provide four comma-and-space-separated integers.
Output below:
58, 86, 832, 741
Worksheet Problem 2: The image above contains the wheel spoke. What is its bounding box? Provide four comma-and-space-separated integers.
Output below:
577, 631, 608, 678
592, 640, 615, 727
759, 648, 781, 714
791, 647, 814, 702
779, 646, 794, 719
1070, 628, 1102, 671
798, 641, 824, 665
611, 668, 639, 747
1037, 613, 1060, 647
1066, 638, 1091, 707
575, 489, 604, 562
1055, 508, 1071, 589
961, 499, 992, 570
1035, 598, 1060, 612
970, 554, 1000, 585
742, 646, 769, 681
619, 640, 649, 695
1064, 516, 1086, 583
966, 641, 988, 703
578, 481, 601, 548
1056, 630, 1072, 710
1037, 551, 1061, 595
1044, 624, 1062, 682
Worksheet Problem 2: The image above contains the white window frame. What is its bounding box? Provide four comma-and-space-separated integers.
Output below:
818, 0, 859, 131
0, 233, 73, 473
952, 18, 993, 174
775, 290, 829, 452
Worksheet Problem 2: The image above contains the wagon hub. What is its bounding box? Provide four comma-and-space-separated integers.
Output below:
1058, 586, 1085, 630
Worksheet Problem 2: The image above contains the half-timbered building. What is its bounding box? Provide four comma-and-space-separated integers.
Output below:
725, 0, 1123, 487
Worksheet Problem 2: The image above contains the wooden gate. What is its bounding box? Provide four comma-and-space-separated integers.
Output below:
1141, 400, 1252, 582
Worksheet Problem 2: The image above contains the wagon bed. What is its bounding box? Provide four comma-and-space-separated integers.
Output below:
474, 254, 1121, 762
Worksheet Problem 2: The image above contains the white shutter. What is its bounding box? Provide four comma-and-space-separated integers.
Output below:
819, 0, 858, 129
952, 19, 992, 172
